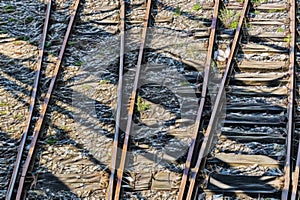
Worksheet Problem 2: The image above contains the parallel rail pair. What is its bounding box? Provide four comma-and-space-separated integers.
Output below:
5, 0, 300, 199
106, 0, 300, 199
106, 0, 245, 199
6, 0, 80, 199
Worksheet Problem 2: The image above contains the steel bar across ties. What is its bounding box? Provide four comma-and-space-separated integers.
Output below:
5, 1, 52, 199
5, 0, 80, 199
184, 0, 250, 199
112, 0, 152, 199
177, 0, 220, 199
107, 0, 126, 199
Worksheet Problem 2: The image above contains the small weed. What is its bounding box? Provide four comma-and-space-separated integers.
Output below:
229, 21, 239, 29
252, 0, 267, 5
14, 40, 22, 45
220, 8, 240, 29
192, 3, 201, 11
48, 51, 55, 56
4, 5, 15, 10
8, 18, 16, 22
284, 34, 291, 43
25, 17, 34, 23
268, 9, 281, 13
14, 114, 23, 121
0, 110, 8, 115
0, 102, 9, 106
277, 27, 285, 33
174, 7, 182, 16
4, 5, 16, 12
45, 41, 51, 48
68, 41, 76, 46
75, 60, 83, 66
0, 28, 8, 34
136, 96, 150, 112
254, 10, 260, 15
46, 137, 57, 145
99, 79, 110, 85
237, 0, 244, 3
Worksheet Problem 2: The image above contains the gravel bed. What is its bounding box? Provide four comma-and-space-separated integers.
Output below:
198, 192, 280, 200
212, 139, 286, 156
0, 0, 215, 199
1, 0, 292, 199
221, 126, 286, 135
208, 164, 283, 176
0, 0, 43, 197
228, 96, 287, 105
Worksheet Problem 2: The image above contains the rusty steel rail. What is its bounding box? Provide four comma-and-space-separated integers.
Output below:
110, 0, 152, 199
107, 0, 125, 199
5, 1, 52, 199
289, 0, 298, 199
292, 142, 300, 200
177, 0, 220, 199
8, 0, 80, 199
185, 0, 250, 199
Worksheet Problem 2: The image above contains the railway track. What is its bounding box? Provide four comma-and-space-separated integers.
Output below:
5, 0, 80, 199
293, 0, 300, 199
181, 0, 298, 199
1, 0, 300, 199
107, 0, 153, 199
107, 0, 216, 199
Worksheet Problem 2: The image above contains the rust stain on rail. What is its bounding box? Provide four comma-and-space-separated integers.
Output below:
185, 0, 250, 199
289, 0, 297, 199
5, 0, 52, 199
177, 0, 220, 199
106, 0, 126, 199
112, 0, 152, 199
9, 0, 81, 199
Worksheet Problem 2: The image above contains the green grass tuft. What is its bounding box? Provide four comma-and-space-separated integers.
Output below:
0, 102, 9, 106
277, 27, 284, 33
192, 4, 201, 11
174, 7, 182, 16
254, 10, 260, 15
220, 8, 240, 29
136, 96, 150, 112
68, 41, 77, 46
46, 137, 57, 145
0, 28, 8, 34
45, 42, 51, 48
284, 34, 291, 43
99, 79, 110, 85
25, 17, 34, 23
75, 60, 83, 66
4, 5, 16, 12
229, 21, 239, 29
14, 41, 22, 45
8, 18, 16, 22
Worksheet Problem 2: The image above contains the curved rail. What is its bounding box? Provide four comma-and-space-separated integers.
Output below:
108, 0, 152, 199
184, 0, 250, 199
107, 0, 125, 199
5, 0, 80, 199
5, 1, 52, 199
177, 0, 220, 199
